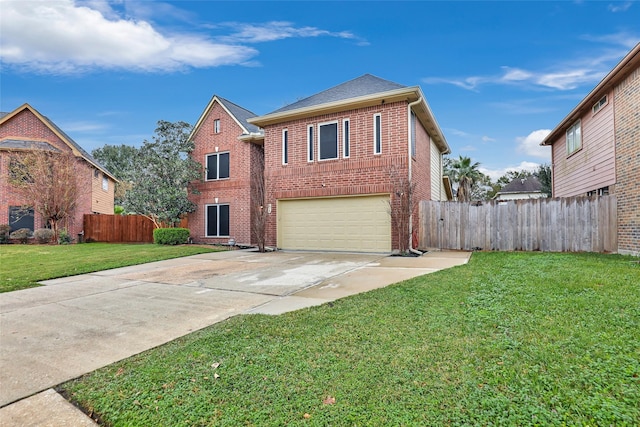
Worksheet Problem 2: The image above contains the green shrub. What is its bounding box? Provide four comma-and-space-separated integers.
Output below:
0, 224, 10, 244
10, 228, 32, 244
33, 228, 55, 244
153, 228, 190, 245
57, 229, 72, 245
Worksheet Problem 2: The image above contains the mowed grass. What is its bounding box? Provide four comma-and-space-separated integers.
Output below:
61, 252, 640, 426
0, 243, 220, 293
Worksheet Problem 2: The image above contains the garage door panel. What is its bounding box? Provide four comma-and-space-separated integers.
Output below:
278, 195, 391, 253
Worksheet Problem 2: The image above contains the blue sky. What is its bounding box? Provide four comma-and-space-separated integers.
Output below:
1, 0, 639, 180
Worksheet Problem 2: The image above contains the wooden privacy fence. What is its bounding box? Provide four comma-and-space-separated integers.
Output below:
83, 214, 188, 243
419, 196, 617, 253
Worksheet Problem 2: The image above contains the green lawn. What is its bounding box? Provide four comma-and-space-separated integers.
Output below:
62, 252, 640, 426
0, 243, 220, 293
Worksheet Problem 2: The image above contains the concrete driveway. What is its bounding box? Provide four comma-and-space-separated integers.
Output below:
0, 249, 469, 424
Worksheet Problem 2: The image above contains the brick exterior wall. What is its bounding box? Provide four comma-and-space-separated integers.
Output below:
614, 66, 640, 255
0, 108, 108, 240
262, 101, 433, 250
188, 101, 258, 245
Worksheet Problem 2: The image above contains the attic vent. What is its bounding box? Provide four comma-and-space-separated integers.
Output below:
592, 95, 608, 114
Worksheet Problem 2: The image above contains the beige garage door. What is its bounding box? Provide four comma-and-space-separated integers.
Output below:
278, 195, 391, 253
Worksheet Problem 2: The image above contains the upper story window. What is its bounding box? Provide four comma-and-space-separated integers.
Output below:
410, 111, 417, 158
102, 175, 109, 191
566, 120, 581, 155
206, 152, 230, 180
319, 121, 338, 160
282, 129, 288, 165
592, 95, 608, 115
343, 119, 350, 158
213, 119, 221, 134
374, 113, 382, 155
307, 125, 314, 162
94, 169, 99, 178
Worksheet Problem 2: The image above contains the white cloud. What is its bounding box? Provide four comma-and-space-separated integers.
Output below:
460, 145, 477, 152
608, 2, 633, 13
0, 1, 362, 74
516, 129, 552, 159
480, 161, 541, 182
481, 136, 496, 143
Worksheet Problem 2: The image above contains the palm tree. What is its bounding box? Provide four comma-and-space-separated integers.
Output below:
446, 156, 483, 202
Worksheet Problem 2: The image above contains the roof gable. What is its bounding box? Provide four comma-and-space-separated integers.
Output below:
0, 103, 117, 180
190, 95, 263, 141
270, 74, 406, 114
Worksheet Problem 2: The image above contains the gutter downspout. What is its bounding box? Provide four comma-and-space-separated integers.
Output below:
407, 97, 422, 254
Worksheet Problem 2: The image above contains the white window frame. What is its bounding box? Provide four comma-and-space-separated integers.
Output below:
102, 175, 109, 191
592, 95, 608, 115
410, 111, 417, 158
214, 119, 221, 134
205, 204, 230, 237
205, 152, 230, 181
307, 124, 314, 162
318, 120, 339, 161
343, 119, 350, 158
373, 113, 382, 155
566, 120, 581, 156
282, 129, 288, 165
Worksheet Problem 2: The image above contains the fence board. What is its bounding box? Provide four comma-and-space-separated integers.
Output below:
83, 215, 188, 243
418, 196, 617, 253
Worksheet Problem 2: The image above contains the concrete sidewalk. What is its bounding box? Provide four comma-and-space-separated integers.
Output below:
0, 250, 470, 426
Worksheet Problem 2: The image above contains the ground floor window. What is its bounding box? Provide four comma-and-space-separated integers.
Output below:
206, 204, 230, 237
9, 206, 34, 232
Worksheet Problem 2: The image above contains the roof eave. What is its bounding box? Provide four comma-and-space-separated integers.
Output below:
541, 42, 640, 146
238, 132, 265, 145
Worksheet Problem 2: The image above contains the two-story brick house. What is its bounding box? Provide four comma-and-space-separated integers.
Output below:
188, 96, 264, 245
0, 103, 116, 238
248, 74, 451, 252
541, 42, 640, 255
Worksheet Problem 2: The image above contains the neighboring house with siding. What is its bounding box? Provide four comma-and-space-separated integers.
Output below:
188, 96, 264, 245
0, 103, 116, 238
541, 42, 640, 255
494, 176, 546, 201
247, 74, 451, 253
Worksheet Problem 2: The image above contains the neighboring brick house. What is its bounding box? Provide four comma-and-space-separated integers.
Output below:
494, 176, 546, 201
0, 103, 116, 239
247, 74, 451, 253
188, 96, 264, 245
541, 42, 640, 255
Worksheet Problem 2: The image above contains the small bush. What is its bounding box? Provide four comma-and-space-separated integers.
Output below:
153, 228, 190, 245
57, 229, 72, 245
10, 228, 33, 244
0, 224, 10, 244
33, 228, 55, 244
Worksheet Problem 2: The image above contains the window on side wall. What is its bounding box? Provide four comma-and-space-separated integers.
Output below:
102, 175, 108, 191
592, 95, 608, 115
319, 121, 338, 160
566, 120, 581, 155
374, 113, 382, 155
410, 111, 417, 158
214, 119, 221, 134
9, 206, 34, 232
282, 129, 288, 165
206, 204, 230, 237
307, 125, 314, 162
206, 152, 230, 180
343, 119, 350, 158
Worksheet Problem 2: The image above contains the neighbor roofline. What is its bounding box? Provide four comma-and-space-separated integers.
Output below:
0, 103, 118, 181
190, 95, 253, 141
248, 85, 450, 154
540, 42, 640, 146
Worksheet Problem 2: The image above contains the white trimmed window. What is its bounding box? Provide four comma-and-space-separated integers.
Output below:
307, 125, 314, 162
566, 120, 581, 155
374, 113, 382, 154
206, 204, 229, 237
592, 95, 608, 115
343, 119, 350, 158
410, 111, 417, 158
282, 129, 289, 165
206, 152, 230, 180
319, 121, 338, 160
102, 175, 109, 191
214, 119, 220, 134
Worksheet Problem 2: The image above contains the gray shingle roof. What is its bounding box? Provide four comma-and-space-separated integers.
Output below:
270, 74, 407, 114
217, 96, 262, 134
0, 139, 60, 151
501, 176, 543, 193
